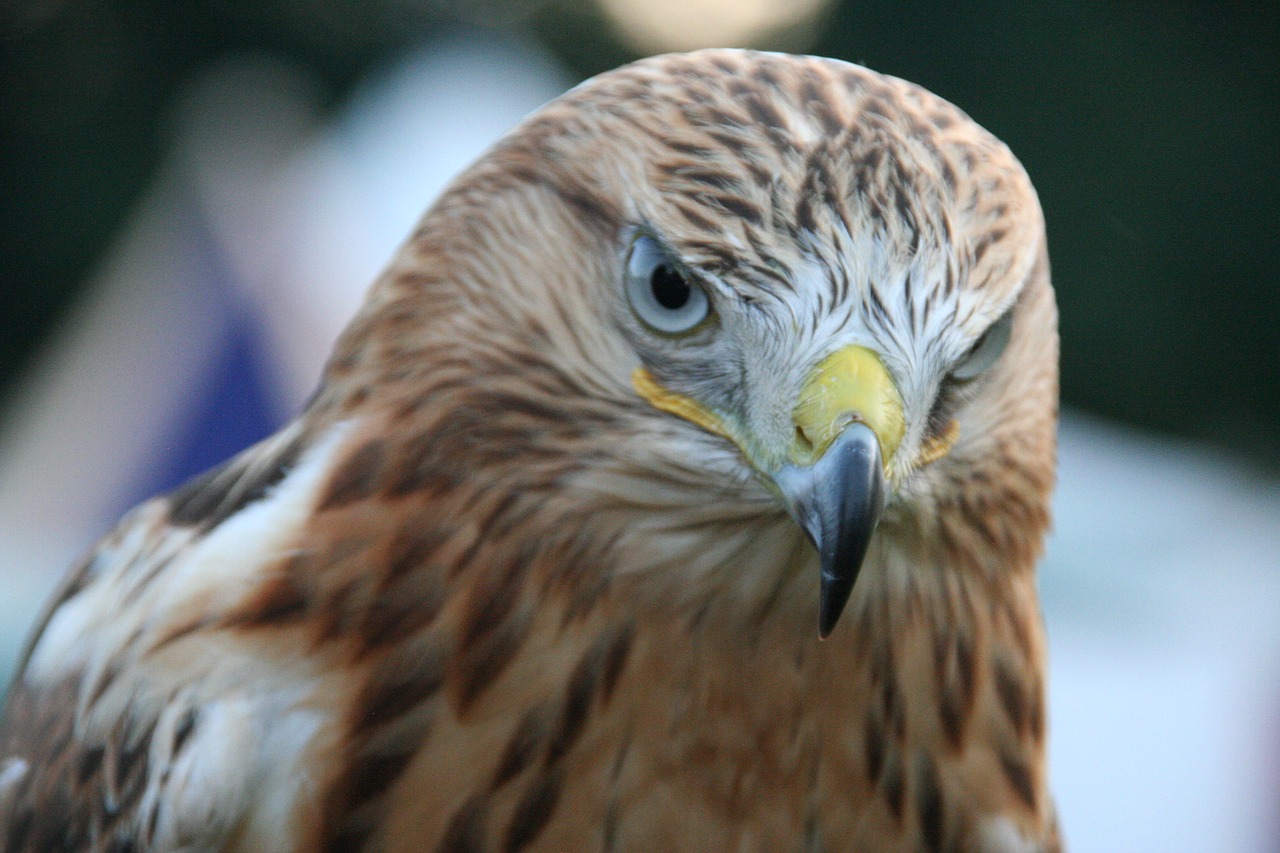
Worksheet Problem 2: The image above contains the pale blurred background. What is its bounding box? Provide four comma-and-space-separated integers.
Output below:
1, 2, 1277, 850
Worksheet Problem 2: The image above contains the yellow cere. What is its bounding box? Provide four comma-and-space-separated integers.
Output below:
790, 345, 905, 469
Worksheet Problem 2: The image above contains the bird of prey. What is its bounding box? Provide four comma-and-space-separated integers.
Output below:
0, 50, 1060, 852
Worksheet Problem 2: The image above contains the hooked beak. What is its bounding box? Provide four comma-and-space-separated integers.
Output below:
772, 344, 904, 638
634, 344, 919, 638
773, 423, 885, 638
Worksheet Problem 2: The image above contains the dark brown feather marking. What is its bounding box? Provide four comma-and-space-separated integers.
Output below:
1000, 747, 1037, 809
707, 130, 749, 155
165, 463, 235, 527
319, 439, 386, 511
743, 159, 773, 190
937, 690, 965, 754
544, 176, 622, 234
502, 766, 564, 853
971, 228, 1007, 264
434, 794, 489, 853
113, 717, 155, 798
708, 193, 763, 226
664, 139, 716, 157
227, 561, 310, 628
76, 743, 105, 785
602, 798, 621, 853
491, 704, 552, 791
172, 709, 197, 754
383, 439, 463, 498
669, 167, 746, 195
935, 630, 976, 751
356, 641, 446, 727
446, 534, 487, 584
460, 547, 529, 648
994, 657, 1028, 734
672, 202, 721, 232
6, 810, 33, 850
795, 194, 816, 234
598, 623, 634, 705
558, 571, 610, 627
453, 611, 531, 716
1028, 676, 1046, 743
322, 637, 444, 847
710, 55, 737, 75
749, 62, 781, 92
358, 580, 445, 656
915, 753, 945, 852
743, 93, 787, 136
864, 715, 884, 784
469, 392, 580, 433
167, 433, 302, 528
544, 630, 616, 767
799, 75, 843, 137
882, 746, 905, 822
346, 747, 418, 807
322, 819, 376, 853
881, 675, 906, 742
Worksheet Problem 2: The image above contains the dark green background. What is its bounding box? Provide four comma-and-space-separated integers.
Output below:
2, 0, 1276, 465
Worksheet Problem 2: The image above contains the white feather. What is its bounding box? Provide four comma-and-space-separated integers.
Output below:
979, 815, 1041, 853
26, 421, 352, 687
20, 420, 357, 847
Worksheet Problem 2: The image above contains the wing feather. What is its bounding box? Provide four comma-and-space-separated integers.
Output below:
0, 420, 342, 851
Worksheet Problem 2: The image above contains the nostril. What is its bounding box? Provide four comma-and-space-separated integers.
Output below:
794, 425, 814, 454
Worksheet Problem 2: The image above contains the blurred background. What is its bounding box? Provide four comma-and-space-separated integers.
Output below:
0, 1, 1276, 849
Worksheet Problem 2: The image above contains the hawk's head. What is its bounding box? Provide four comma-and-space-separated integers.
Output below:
326, 49, 1056, 637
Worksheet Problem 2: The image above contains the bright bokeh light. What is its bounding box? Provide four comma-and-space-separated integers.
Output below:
597, 0, 831, 53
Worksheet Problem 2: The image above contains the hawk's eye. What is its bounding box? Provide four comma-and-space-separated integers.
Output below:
951, 310, 1012, 382
626, 235, 710, 334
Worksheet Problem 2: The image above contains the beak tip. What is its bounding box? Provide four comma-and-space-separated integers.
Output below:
818, 571, 856, 639
773, 422, 886, 642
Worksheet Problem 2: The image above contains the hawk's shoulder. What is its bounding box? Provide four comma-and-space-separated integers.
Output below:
0, 421, 350, 851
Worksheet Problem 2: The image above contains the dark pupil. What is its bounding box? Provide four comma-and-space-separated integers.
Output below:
650, 264, 691, 310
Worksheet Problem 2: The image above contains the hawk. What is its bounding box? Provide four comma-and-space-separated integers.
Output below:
0, 50, 1060, 852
